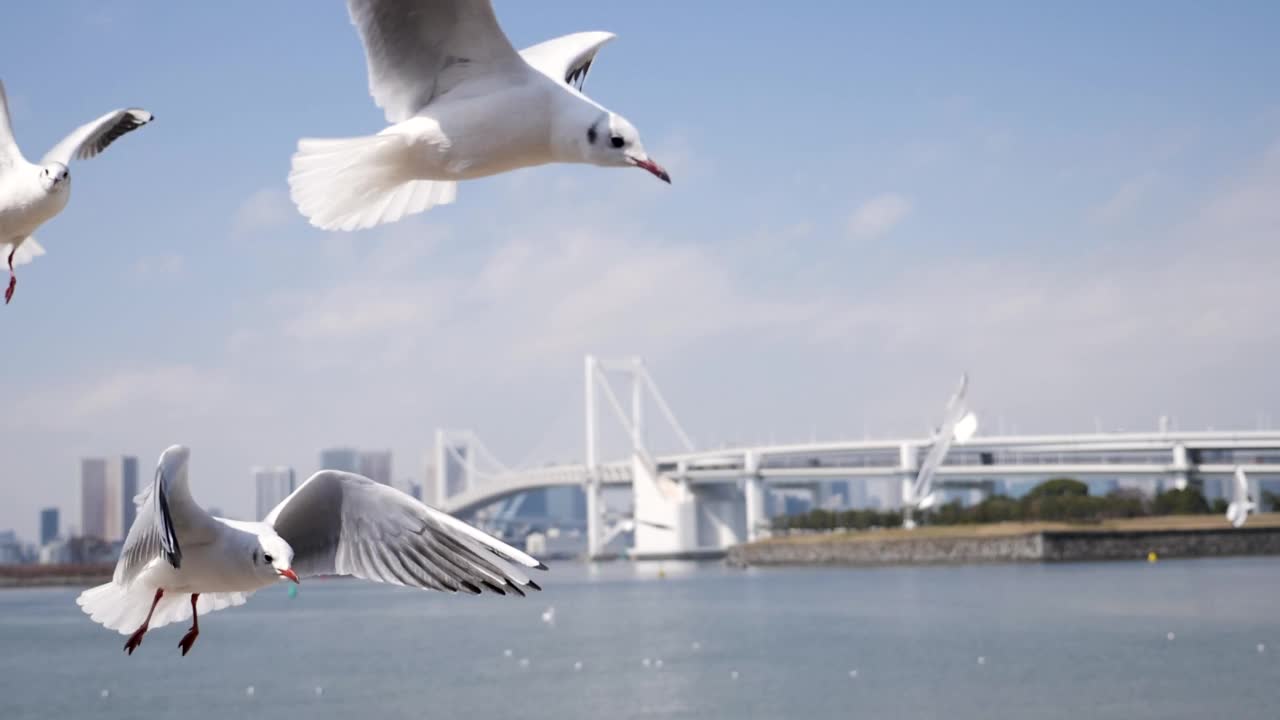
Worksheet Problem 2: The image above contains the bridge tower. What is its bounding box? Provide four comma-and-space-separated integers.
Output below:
584, 354, 696, 559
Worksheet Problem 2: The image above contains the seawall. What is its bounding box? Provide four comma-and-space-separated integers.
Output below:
0, 565, 113, 588
727, 525, 1280, 568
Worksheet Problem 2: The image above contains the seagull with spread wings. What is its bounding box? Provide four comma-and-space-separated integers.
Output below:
289, 0, 671, 232
78, 445, 545, 656
0, 79, 153, 304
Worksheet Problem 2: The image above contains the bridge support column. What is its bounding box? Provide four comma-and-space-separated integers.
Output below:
744, 474, 767, 542
585, 477, 603, 559
1171, 443, 1190, 491
899, 441, 919, 529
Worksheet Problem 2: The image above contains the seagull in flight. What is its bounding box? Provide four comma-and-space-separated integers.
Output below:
78, 446, 546, 656
289, 0, 671, 232
0, 79, 153, 304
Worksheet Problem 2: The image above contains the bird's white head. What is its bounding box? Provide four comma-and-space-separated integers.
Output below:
253, 532, 299, 585
38, 162, 69, 192
580, 111, 670, 184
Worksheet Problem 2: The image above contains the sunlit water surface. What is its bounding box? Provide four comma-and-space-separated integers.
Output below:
1, 558, 1278, 719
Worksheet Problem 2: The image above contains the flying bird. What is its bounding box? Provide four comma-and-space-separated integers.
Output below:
78, 446, 545, 656
0, 79, 153, 304
1226, 466, 1256, 528
289, 0, 671, 232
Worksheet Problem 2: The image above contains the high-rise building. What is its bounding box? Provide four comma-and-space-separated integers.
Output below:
320, 448, 360, 473
253, 466, 296, 520
105, 456, 138, 542
80, 459, 108, 541
81, 456, 137, 543
359, 450, 393, 485
39, 508, 59, 546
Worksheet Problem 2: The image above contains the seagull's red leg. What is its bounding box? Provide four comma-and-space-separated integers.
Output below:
178, 594, 200, 656
4, 246, 15, 305
123, 588, 164, 656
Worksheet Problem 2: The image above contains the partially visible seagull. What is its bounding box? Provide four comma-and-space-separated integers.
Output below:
78, 445, 546, 656
0, 79, 153, 304
289, 0, 671, 232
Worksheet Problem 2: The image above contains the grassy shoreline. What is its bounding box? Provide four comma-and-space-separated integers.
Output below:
751, 513, 1280, 546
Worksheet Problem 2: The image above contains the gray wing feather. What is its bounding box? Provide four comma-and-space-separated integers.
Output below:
114, 447, 217, 587
346, 0, 524, 122
519, 32, 617, 91
42, 108, 153, 167
269, 470, 545, 596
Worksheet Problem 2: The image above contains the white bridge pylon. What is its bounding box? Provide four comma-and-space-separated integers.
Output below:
585, 355, 697, 558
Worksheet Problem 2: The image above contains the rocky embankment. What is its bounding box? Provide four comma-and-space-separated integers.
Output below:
727, 524, 1280, 568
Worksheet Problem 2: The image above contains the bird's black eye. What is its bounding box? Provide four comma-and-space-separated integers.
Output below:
263, 553, 274, 564
587, 126, 598, 144
611, 136, 625, 149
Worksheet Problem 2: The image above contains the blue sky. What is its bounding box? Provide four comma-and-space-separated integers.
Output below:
2, 1, 1279, 539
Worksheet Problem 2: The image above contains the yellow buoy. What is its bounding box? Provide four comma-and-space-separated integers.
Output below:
1147, 551, 1158, 563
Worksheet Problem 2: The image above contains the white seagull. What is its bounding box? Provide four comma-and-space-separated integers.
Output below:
1226, 466, 1256, 528
289, 0, 671, 232
0, 79, 153, 304
78, 445, 545, 656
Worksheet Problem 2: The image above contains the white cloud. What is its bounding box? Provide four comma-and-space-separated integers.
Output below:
9, 365, 237, 433
847, 193, 913, 240
131, 252, 185, 278
1091, 171, 1160, 223
231, 188, 293, 236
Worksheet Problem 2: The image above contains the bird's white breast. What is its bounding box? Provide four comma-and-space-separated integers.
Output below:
0, 167, 69, 240
139, 524, 275, 594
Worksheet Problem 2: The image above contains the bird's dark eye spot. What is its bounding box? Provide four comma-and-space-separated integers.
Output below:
611, 136, 625, 149
263, 553, 274, 564
587, 126, 598, 144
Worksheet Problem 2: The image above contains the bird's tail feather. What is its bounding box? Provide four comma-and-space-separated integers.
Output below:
77, 582, 249, 635
288, 134, 456, 231
1, 237, 44, 267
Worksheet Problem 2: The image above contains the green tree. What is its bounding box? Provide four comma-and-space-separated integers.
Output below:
1152, 487, 1211, 515
1025, 477, 1089, 499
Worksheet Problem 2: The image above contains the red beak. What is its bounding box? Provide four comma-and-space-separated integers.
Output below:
632, 157, 671, 184
279, 568, 300, 584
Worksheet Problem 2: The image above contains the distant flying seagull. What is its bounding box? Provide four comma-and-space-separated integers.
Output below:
0, 79, 153, 304
289, 0, 671, 232
1226, 466, 1256, 528
78, 446, 545, 656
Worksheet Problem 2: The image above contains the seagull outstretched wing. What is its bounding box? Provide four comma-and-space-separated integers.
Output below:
41, 108, 153, 167
267, 470, 546, 595
347, 0, 525, 122
115, 446, 219, 587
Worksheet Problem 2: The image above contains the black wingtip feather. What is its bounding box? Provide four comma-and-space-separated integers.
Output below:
526, 579, 542, 592
506, 582, 526, 598
481, 581, 507, 596
459, 580, 482, 595
535, 561, 549, 571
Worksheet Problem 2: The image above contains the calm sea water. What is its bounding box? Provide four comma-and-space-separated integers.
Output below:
1, 558, 1277, 720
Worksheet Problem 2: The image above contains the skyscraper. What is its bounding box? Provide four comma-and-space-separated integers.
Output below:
81, 456, 137, 543
253, 466, 296, 520
358, 450, 393, 485
80, 459, 107, 541
40, 508, 59, 545
320, 448, 360, 474
105, 456, 139, 542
